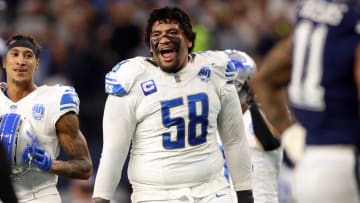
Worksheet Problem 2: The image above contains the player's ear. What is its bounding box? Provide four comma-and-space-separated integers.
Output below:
35, 58, 40, 70
187, 40, 192, 49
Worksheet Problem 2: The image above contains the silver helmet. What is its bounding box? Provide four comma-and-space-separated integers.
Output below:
0, 113, 36, 179
232, 53, 256, 105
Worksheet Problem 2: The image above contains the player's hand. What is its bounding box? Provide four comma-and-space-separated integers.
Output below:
281, 123, 306, 164
22, 146, 34, 165
33, 146, 52, 172
21, 131, 37, 165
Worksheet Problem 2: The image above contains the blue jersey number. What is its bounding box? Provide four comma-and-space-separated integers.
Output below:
161, 93, 209, 149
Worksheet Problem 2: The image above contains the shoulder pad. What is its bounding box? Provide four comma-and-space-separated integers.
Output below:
105, 58, 146, 96
58, 85, 80, 114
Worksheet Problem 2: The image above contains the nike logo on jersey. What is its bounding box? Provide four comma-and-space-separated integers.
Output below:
215, 193, 226, 198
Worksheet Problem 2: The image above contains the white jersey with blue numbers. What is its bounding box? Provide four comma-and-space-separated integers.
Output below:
94, 50, 252, 200
0, 83, 79, 201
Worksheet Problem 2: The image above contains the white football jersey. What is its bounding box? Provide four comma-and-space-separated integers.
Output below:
242, 109, 258, 149
0, 83, 80, 201
95, 50, 252, 200
242, 109, 283, 203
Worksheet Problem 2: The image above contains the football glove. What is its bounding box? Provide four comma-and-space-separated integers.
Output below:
33, 146, 52, 172
281, 123, 306, 165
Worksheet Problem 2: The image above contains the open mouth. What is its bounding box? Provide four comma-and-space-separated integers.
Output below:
159, 47, 175, 61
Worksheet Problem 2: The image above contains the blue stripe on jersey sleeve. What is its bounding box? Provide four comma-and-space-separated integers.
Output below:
105, 74, 128, 96
60, 89, 80, 113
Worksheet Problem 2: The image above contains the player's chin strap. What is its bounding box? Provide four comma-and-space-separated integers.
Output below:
248, 99, 280, 151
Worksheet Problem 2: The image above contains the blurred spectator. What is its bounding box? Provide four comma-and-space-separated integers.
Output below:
106, 0, 142, 63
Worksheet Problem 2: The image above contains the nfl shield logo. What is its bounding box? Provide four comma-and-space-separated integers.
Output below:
10, 105, 17, 112
175, 75, 181, 83
32, 104, 45, 120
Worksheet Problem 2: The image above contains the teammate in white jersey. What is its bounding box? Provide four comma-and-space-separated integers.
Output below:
93, 6, 253, 203
233, 58, 282, 203
0, 34, 93, 202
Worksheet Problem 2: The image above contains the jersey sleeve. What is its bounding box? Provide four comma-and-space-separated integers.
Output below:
217, 81, 252, 191
59, 85, 80, 115
213, 50, 253, 191
48, 85, 80, 128
105, 58, 145, 96
93, 94, 136, 200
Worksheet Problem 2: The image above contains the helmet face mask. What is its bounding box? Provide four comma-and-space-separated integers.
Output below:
235, 79, 251, 104
234, 65, 255, 105
0, 113, 36, 179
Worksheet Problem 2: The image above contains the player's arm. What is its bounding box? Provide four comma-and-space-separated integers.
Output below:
50, 112, 93, 179
230, 50, 280, 150
355, 42, 360, 116
248, 102, 281, 151
93, 95, 135, 202
218, 83, 253, 203
251, 37, 295, 135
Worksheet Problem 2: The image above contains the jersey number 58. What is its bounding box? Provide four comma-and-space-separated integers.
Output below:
161, 93, 209, 149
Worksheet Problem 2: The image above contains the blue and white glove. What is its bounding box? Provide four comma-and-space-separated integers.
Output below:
33, 146, 52, 172
22, 131, 37, 165
22, 146, 35, 165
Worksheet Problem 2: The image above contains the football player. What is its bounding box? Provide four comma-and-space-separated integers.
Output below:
93, 6, 253, 203
0, 34, 93, 202
253, 0, 360, 202
234, 57, 282, 203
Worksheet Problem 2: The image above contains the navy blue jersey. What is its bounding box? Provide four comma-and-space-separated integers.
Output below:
288, 0, 360, 146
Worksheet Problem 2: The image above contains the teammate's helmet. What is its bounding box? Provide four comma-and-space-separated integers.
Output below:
233, 56, 256, 105
0, 113, 36, 179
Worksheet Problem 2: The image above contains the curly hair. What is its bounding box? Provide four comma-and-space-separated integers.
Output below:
145, 6, 196, 53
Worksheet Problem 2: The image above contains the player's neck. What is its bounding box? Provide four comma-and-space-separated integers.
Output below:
6, 82, 37, 102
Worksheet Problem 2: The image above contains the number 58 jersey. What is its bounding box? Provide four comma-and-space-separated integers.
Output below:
102, 50, 251, 190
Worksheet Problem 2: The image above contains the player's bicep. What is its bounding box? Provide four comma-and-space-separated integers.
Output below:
56, 112, 90, 159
